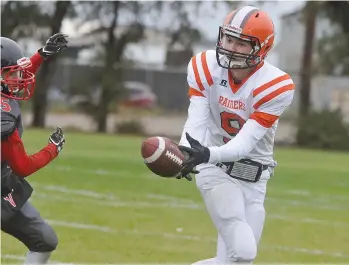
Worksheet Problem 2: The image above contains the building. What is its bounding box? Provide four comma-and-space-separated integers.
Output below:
277, 10, 349, 121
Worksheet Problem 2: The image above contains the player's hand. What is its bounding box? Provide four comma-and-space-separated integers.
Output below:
38, 33, 68, 59
175, 165, 199, 181
178, 133, 210, 173
49, 127, 65, 153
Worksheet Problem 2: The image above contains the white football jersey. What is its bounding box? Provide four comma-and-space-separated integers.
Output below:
180, 50, 295, 165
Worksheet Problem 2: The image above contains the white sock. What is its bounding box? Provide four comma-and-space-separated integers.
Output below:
24, 251, 52, 264
191, 258, 217, 265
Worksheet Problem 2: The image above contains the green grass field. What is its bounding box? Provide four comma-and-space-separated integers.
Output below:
2, 129, 349, 264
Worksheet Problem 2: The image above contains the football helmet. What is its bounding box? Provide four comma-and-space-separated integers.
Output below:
216, 5, 275, 69
1, 37, 36, 100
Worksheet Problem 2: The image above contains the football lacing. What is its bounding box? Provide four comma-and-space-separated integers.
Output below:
165, 150, 183, 166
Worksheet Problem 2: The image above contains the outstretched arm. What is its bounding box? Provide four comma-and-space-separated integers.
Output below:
26, 52, 44, 74
1, 126, 65, 178
1, 129, 58, 177
179, 87, 295, 168
26, 33, 69, 74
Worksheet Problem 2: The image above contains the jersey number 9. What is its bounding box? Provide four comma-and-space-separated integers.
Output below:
220, 111, 246, 143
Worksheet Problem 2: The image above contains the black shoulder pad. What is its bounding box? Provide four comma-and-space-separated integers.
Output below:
1, 112, 17, 140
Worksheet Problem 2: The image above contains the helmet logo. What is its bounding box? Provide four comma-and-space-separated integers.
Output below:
16, 57, 32, 69
227, 25, 242, 33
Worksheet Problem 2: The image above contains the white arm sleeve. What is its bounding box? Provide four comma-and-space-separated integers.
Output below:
179, 96, 210, 147
208, 87, 295, 164
179, 52, 212, 147
208, 119, 268, 163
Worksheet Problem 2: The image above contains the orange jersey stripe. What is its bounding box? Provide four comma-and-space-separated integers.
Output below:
253, 83, 295, 109
201, 52, 213, 86
188, 87, 205, 98
250, 111, 279, 128
253, 74, 292, 97
191, 56, 205, 91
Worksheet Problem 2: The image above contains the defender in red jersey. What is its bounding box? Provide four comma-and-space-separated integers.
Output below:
1, 34, 67, 264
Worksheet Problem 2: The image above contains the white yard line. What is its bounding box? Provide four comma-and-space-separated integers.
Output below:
284, 189, 349, 202
267, 214, 348, 227
14, 219, 348, 260
51, 164, 349, 189
146, 193, 196, 204
5, 165, 349, 263
32, 182, 195, 204
1, 254, 74, 264
36, 184, 119, 201
50, 165, 153, 180
32, 193, 202, 209
46, 219, 207, 241
31, 181, 201, 207
278, 162, 349, 174
30, 181, 349, 225
31, 180, 348, 212
30, 193, 348, 228
30, 182, 348, 214
260, 245, 349, 259
2, 254, 25, 261
46, 165, 349, 199
265, 197, 346, 211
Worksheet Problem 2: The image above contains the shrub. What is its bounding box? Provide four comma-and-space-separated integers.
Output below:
115, 119, 146, 136
296, 109, 349, 150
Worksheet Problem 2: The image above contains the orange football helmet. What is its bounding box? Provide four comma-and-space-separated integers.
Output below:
216, 5, 275, 69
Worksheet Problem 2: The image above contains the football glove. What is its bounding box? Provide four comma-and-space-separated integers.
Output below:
38, 33, 68, 59
178, 133, 210, 174
175, 164, 199, 181
49, 127, 66, 153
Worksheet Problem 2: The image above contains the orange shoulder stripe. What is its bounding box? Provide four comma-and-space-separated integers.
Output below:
253, 74, 292, 97
191, 56, 205, 91
250, 111, 279, 128
201, 51, 213, 86
253, 84, 295, 109
188, 87, 205, 98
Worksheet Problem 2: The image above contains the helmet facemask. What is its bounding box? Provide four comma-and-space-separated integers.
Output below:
1, 57, 36, 100
216, 26, 262, 69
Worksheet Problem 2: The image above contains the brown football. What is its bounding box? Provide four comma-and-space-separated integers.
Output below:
141, 136, 184, 178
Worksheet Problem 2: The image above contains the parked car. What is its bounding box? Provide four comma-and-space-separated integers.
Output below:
69, 81, 157, 109
120, 81, 157, 109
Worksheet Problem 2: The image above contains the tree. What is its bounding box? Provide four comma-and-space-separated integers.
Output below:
71, 1, 148, 132
298, 1, 349, 118
163, 1, 242, 67
1, 1, 72, 127
72, 1, 245, 132
1, 1, 51, 39
31, 1, 71, 127
315, 1, 349, 75
296, 1, 349, 146
298, 2, 319, 117
163, 1, 202, 66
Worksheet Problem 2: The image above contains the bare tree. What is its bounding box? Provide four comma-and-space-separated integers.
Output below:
1, 1, 51, 39
31, 1, 71, 127
71, 1, 147, 132
298, 2, 319, 117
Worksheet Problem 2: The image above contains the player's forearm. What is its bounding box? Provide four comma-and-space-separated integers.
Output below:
27, 52, 44, 74
208, 119, 268, 163
2, 132, 58, 177
6, 144, 57, 177
179, 97, 210, 147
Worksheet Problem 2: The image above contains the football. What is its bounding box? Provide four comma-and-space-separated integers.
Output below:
141, 136, 184, 178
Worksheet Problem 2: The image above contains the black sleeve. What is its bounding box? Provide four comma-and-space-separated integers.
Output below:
1, 112, 17, 141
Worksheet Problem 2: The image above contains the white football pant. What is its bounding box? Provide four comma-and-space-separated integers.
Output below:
193, 163, 271, 264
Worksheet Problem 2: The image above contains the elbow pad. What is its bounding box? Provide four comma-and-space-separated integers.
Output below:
1, 112, 17, 141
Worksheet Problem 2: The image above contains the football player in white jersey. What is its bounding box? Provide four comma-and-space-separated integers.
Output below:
177, 5, 295, 265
